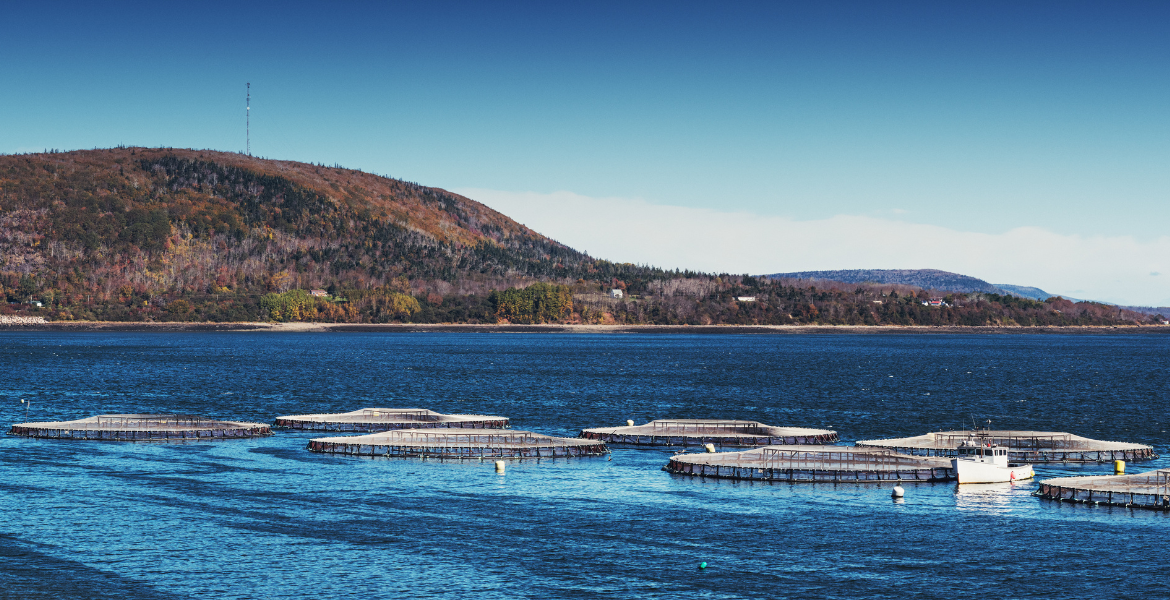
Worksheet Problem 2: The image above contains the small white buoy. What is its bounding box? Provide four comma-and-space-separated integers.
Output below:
891, 485, 905, 498
704, 443, 716, 453
495, 460, 505, 473
626, 419, 635, 427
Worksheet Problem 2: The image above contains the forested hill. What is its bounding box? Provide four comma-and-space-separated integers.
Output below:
0, 147, 655, 280
0, 148, 685, 321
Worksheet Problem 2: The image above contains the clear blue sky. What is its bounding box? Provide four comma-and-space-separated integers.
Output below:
3, 1, 1168, 302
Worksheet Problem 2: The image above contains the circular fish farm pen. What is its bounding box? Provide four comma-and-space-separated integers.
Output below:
307, 430, 609, 459
580, 419, 838, 447
1036, 469, 1170, 510
664, 445, 955, 482
855, 430, 1156, 463
274, 408, 508, 432
8, 414, 272, 441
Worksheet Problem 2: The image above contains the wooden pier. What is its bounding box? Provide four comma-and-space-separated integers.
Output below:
9, 414, 272, 441
307, 429, 609, 459
1035, 469, 1170, 510
580, 419, 838, 447
664, 445, 955, 482
856, 430, 1156, 463
274, 408, 508, 432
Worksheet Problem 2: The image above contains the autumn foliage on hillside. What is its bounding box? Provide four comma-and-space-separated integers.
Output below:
568, 276, 1162, 327
0, 148, 1164, 327
0, 148, 679, 322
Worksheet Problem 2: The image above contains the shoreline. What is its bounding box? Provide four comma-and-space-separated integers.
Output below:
1, 321, 1168, 334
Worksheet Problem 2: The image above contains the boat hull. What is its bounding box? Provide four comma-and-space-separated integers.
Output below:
952, 459, 1034, 484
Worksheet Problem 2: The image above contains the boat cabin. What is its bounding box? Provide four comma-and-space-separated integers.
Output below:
958, 445, 1007, 459
956, 442, 1013, 467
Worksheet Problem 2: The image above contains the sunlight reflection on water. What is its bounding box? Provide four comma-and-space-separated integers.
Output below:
1, 332, 1168, 599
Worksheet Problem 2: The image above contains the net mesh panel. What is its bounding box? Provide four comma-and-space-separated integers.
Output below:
358, 409, 436, 421
10, 414, 272, 440
1037, 469, 1170, 510
275, 408, 504, 425
23, 414, 263, 431
756, 447, 938, 470
651, 420, 765, 434
309, 429, 609, 458
857, 430, 1155, 462
677, 446, 948, 471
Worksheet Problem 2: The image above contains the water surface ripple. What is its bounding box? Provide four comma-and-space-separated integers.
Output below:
1, 332, 1167, 599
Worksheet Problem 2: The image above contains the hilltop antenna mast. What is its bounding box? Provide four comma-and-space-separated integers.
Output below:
246, 82, 251, 155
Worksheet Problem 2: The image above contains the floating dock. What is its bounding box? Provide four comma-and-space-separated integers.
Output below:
8, 414, 272, 441
1036, 469, 1170, 510
307, 429, 609, 459
274, 408, 508, 432
856, 430, 1156, 463
664, 445, 955, 482
580, 419, 838, 447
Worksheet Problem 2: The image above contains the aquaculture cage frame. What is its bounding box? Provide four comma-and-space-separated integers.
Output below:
650, 420, 764, 433
580, 419, 838, 447
308, 429, 609, 459
1035, 469, 1170, 510
359, 408, 437, 421
664, 445, 955, 483
857, 430, 1156, 463
9, 414, 273, 441
274, 408, 509, 432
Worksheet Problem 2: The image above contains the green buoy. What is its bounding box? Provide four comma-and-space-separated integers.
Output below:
699, 562, 707, 569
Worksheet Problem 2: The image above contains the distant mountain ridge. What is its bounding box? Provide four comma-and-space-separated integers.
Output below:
765, 269, 1028, 295
992, 284, 1052, 301
766, 269, 1169, 316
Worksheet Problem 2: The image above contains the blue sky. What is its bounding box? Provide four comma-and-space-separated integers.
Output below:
3, 2, 1168, 304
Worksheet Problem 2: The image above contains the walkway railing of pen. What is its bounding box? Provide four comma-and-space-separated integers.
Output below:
9, 415, 272, 440
873, 432, 1156, 463
274, 413, 508, 431
582, 422, 838, 446
651, 420, 763, 433
663, 447, 954, 483
307, 431, 609, 459
1035, 469, 1170, 510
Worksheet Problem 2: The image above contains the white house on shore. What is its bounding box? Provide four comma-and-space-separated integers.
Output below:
609, 289, 624, 299
736, 296, 756, 302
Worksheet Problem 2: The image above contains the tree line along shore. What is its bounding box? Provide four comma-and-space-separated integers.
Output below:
3, 276, 1165, 328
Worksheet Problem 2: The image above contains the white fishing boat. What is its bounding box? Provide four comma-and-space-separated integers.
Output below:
952, 439, 1035, 484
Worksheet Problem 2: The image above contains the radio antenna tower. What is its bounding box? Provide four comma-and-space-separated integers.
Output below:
246, 82, 251, 155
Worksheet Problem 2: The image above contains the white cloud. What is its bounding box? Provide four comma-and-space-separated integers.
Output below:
457, 188, 1170, 307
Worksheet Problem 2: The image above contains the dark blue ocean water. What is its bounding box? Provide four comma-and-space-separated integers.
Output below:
1, 332, 1168, 600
